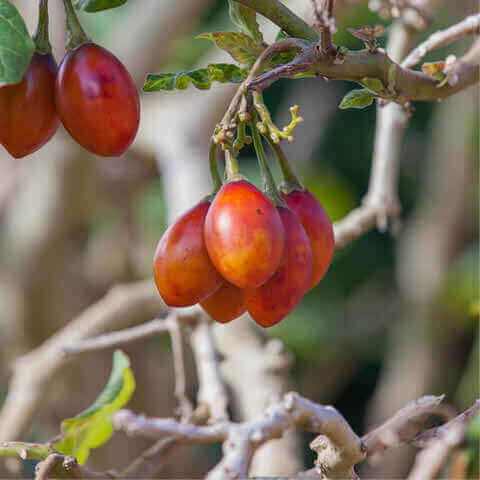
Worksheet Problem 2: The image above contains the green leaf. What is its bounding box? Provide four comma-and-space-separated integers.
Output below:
361, 77, 386, 94
0, 0, 35, 85
54, 350, 135, 464
228, 0, 263, 43
275, 29, 290, 41
73, 0, 127, 11
339, 89, 374, 110
144, 63, 247, 92
198, 32, 264, 65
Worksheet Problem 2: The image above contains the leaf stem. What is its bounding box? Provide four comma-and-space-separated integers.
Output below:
62, 0, 90, 51
33, 0, 52, 54
209, 139, 223, 193
250, 115, 286, 207
264, 135, 304, 194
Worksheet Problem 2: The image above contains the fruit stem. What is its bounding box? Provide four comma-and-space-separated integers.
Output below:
264, 135, 304, 194
209, 138, 223, 194
224, 150, 243, 182
62, 0, 90, 51
33, 0, 52, 54
250, 115, 286, 208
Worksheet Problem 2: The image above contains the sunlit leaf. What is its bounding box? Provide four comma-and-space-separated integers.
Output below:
54, 350, 135, 464
144, 63, 247, 92
0, 0, 35, 85
197, 32, 264, 65
228, 0, 263, 42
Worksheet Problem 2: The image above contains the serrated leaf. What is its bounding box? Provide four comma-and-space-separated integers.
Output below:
228, 0, 263, 42
198, 32, 264, 65
54, 350, 135, 464
0, 0, 35, 85
339, 89, 374, 109
144, 63, 247, 92
73, 0, 127, 11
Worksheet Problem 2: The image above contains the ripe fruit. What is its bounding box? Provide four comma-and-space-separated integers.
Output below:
0, 53, 59, 158
55, 43, 140, 157
200, 282, 246, 323
204, 180, 285, 288
245, 206, 312, 328
281, 189, 334, 290
154, 201, 224, 307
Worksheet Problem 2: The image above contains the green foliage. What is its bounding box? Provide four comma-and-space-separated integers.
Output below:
144, 63, 247, 92
54, 350, 135, 464
228, 0, 263, 42
339, 89, 374, 109
197, 32, 263, 65
361, 77, 386, 94
466, 413, 480, 478
73, 0, 127, 12
0, 0, 35, 85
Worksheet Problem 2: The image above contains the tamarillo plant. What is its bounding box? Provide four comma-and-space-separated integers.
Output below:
0, 0, 478, 476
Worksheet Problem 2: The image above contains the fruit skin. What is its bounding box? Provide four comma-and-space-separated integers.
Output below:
0, 52, 60, 158
154, 201, 224, 307
280, 189, 334, 290
245, 206, 312, 328
204, 180, 285, 288
200, 282, 246, 323
55, 43, 140, 157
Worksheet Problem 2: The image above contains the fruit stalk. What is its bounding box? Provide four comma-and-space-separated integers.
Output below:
224, 150, 242, 181
33, 0, 52, 54
250, 115, 286, 207
209, 138, 223, 194
62, 0, 90, 50
264, 135, 304, 194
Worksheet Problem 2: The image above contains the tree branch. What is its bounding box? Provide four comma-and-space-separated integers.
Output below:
402, 13, 480, 68
113, 392, 366, 480
234, 0, 319, 41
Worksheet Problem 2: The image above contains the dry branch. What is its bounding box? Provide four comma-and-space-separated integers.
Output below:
402, 13, 480, 68
0, 280, 165, 441
113, 392, 366, 480
362, 395, 455, 460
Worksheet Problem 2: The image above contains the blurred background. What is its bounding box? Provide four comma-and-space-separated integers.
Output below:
0, 0, 478, 478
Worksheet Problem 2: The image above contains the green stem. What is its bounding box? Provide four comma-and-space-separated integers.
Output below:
264, 135, 304, 194
209, 139, 223, 193
0, 442, 55, 461
62, 0, 90, 50
234, 0, 318, 41
33, 0, 52, 54
224, 151, 242, 182
250, 116, 286, 207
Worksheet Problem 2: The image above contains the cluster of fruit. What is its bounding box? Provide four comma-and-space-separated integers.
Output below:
154, 178, 334, 328
0, 6, 139, 159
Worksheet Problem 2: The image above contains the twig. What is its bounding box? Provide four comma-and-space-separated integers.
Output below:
413, 399, 480, 447
167, 314, 194, 420
406, 402, 480, 480
362, 395, 455, 459
63, 316, 171, 356
190, 319, 230, 423
311, 0, 336, 56
402, 13, 480, 69
113, 392, 366, 480
35, 453, 64, 480
0, 280, 165, 441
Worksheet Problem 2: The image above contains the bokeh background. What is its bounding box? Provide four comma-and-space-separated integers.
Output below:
0, 0, 478, 478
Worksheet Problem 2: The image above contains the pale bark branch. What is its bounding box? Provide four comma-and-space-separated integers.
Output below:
402, 13, 480, 68
362, 395, 455, 459
0, 280, 165, 441
113, 392, 366, 480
